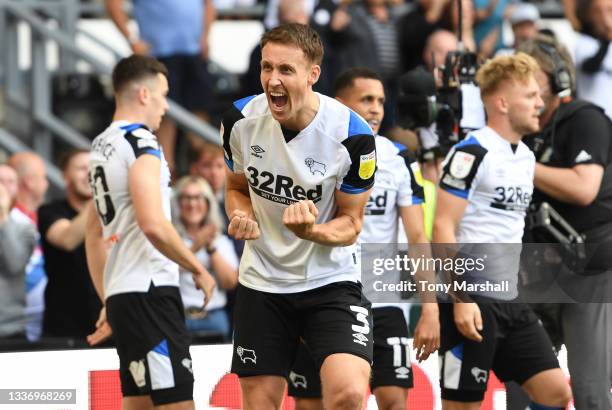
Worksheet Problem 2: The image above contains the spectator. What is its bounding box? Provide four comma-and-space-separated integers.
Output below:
400, 0, 475, 71
473, 0, 508, 56
496, 3, 541, 56
574, 0, 612, 119
106, 0, 217, 173
331, 0, 405, 132
174, 176, 238, 340
7, 152, 49, 341
38, 149, 101, 339
419, 29, 458, 183
0, 165, 18, 204
0, 183, 37, 342
189, 142, 229, 226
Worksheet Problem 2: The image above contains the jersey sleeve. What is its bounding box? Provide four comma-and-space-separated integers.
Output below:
397, 149, 425, 206
122, 125, 161, 165
439, 139, 488, 199
562, 107, 611, 167
221, 98, 251, 174
338, 112, 377, 194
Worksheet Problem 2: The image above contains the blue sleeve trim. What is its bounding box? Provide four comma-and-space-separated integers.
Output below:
454, 135, 480, 149
393, 141, 407, 151
442, 187, 469, 199
233, 95, 257, 112
224, 157, 234, 172
348, 110, 373, 137
143, 148, 161, 158
340, 183, 369, 194
412, 198, 425, 205
119, 123, 146, 132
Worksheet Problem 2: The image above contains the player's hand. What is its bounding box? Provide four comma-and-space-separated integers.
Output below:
87, 307, 113, 346
453, 303, 483, 342
130, 39, 150, 55
413, 303, 440, 362
282, 200, 319, 239
228, 210, 260, 240
193, 268, 216, 310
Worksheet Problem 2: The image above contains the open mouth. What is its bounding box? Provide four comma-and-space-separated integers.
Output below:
367, 119, 380, 130
270, 91, 288, 109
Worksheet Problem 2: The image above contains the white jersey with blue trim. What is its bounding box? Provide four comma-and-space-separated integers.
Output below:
359, 136, 424, 247
439, 126, 534, 300
222, 93, 377, 293
89, 121, 179, 299
439, 126, 534, 243
359, 136, 425, 308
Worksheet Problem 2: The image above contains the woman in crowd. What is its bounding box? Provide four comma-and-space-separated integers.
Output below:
174, 176, 238, 340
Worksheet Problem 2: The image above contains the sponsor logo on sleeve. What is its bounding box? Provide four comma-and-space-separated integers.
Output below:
449, 151, 475, 179
359, 150, 376, 180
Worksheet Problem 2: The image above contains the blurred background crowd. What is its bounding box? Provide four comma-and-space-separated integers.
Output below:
0, 0, 611, 350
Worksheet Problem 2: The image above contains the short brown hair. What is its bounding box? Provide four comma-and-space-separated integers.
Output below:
188, 142, 224, 167
261, 23, 324, 65
112, 55, 168, 94
58, 148, 89, 172
476, 52, 539, 98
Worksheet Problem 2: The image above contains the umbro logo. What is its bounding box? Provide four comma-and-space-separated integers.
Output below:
250, 145, 265, 158
574, 150, 592, 163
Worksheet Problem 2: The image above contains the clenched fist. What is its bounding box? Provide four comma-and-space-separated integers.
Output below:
283, 200, 319, 239
228, 210, 260, 240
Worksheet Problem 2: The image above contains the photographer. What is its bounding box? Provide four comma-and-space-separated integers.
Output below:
519, 35, 612, 410
397, 29, 484, 183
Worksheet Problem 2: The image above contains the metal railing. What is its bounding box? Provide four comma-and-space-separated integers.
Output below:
0, 0, 221, 191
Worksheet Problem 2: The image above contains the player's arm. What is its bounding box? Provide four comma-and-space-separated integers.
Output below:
129, 155, 215, 301
299, 188, 371, 246
85, 201, 112, 347
225, 169, 260, 240
433, 188, 483, 342
285, 128, 377, 246
44, 204, 90, 252
401, 204, 440, 360
85, 201, 106, 302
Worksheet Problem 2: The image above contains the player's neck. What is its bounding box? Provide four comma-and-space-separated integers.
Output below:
281, 91, 320, 132
488, 119, 522, 145
112, 109, 150, 131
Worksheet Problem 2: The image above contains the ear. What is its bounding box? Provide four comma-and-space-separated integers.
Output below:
137, 85, 150, 105
307, 64, 321, 87
495, 94, 509, 115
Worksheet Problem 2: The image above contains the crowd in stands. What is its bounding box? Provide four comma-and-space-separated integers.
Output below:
1, 0, 612, 348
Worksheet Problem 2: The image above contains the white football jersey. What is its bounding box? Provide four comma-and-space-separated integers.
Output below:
439, 126, 535, 299
89, 122, 179, 299
359, 136, 424, 308
359, 136, 424, 247
222, 93, 376, 293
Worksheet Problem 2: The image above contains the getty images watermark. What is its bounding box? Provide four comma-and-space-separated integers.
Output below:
360, 243, 612, 303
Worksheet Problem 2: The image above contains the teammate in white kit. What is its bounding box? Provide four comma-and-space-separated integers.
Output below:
288, 68, 440, 410
85, 55, 215, 410
433, 53, 572, 410
223, 23, 377, 410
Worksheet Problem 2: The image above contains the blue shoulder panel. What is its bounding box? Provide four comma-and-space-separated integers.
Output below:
348, 110, 373, 137
233, 95, 257, 112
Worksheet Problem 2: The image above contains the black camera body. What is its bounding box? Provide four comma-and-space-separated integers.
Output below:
396, 50, 479, 158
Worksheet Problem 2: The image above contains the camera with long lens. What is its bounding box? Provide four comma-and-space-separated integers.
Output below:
395, 50, 480, 159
